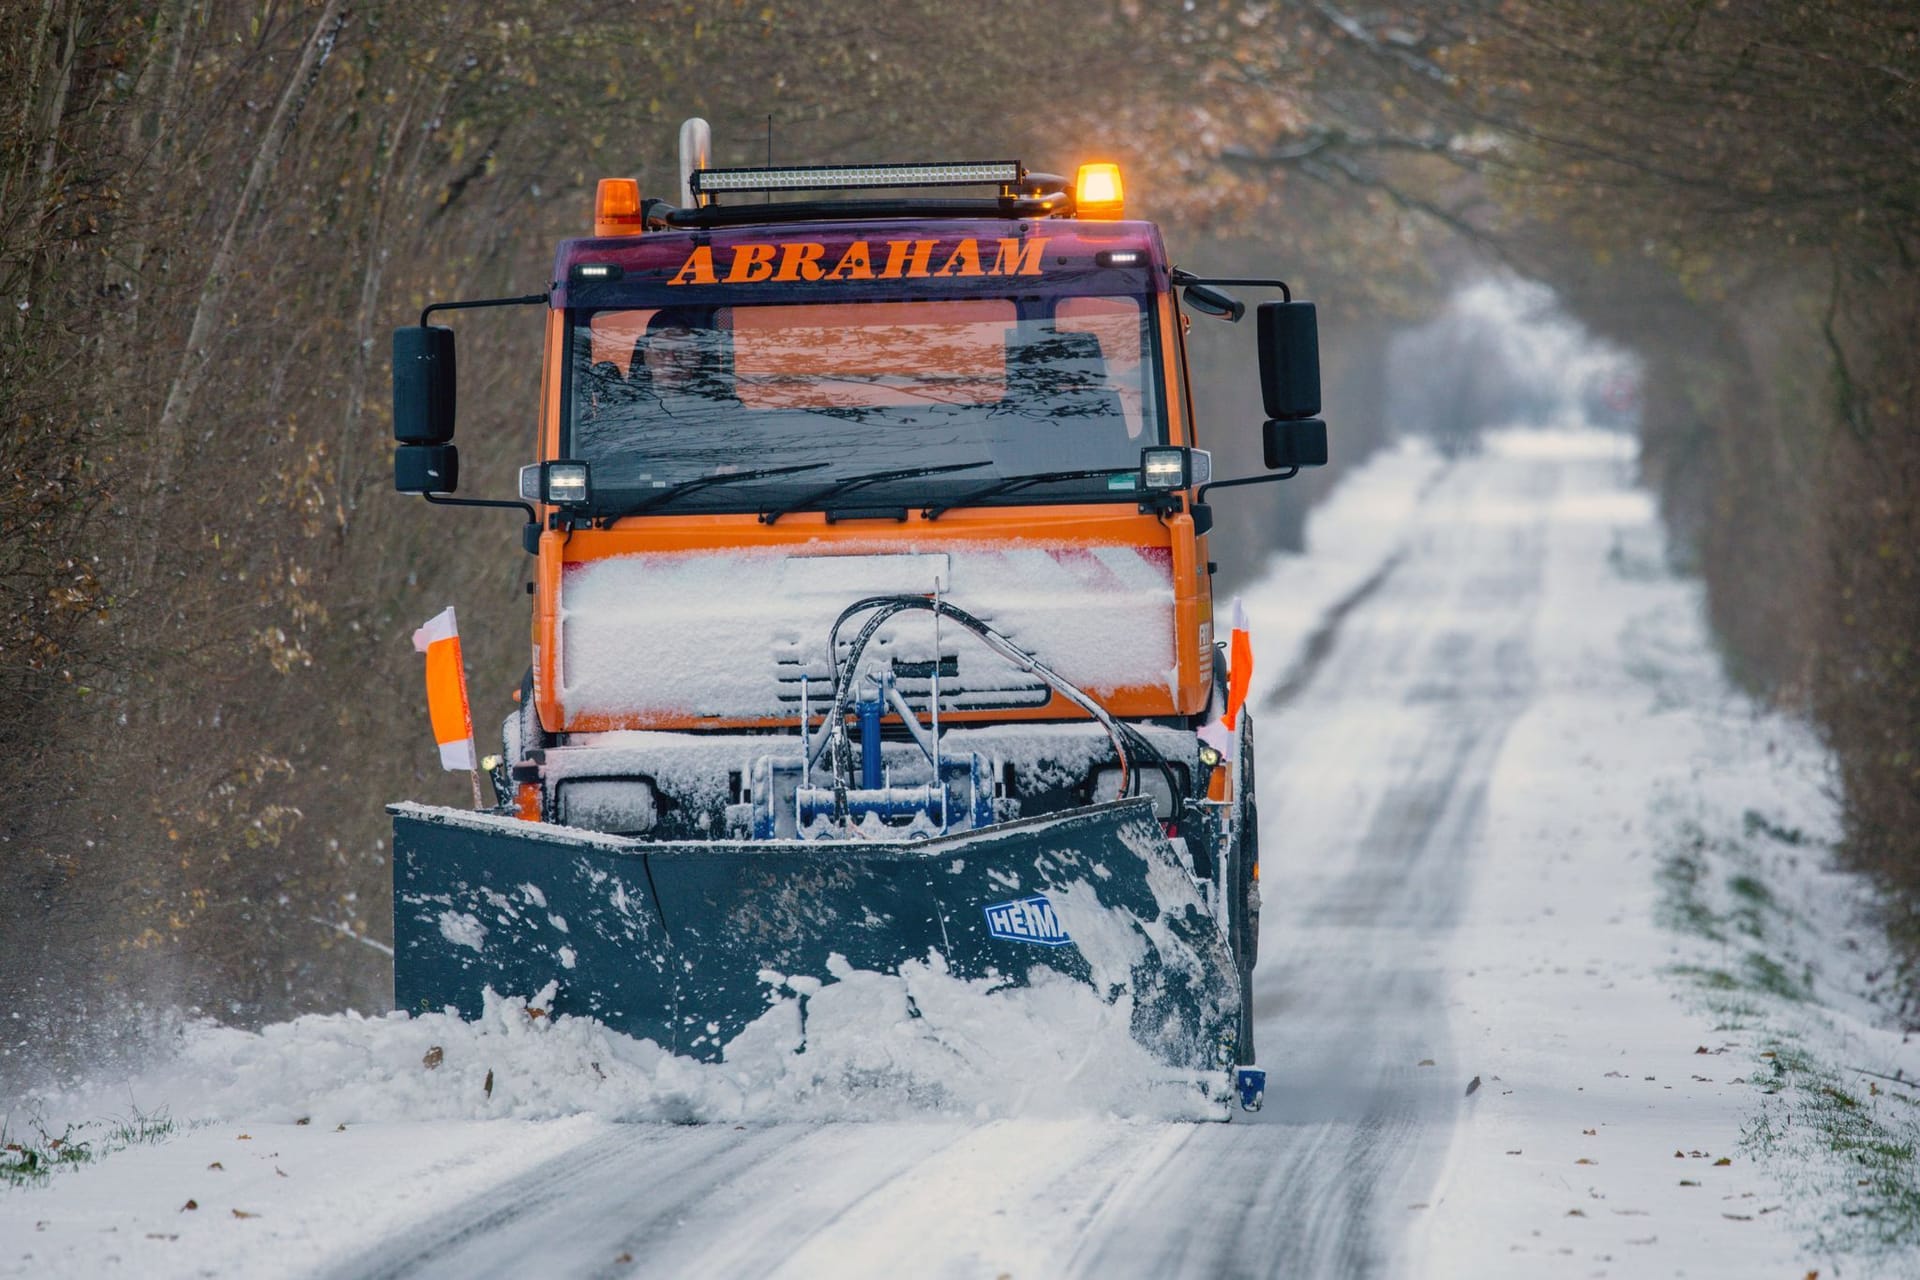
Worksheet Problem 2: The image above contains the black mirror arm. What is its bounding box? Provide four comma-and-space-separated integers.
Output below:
1196, 468, 1299, 504
419, 293, 549, 328
1169, 269, 1291, 303
423, 492, 538, 523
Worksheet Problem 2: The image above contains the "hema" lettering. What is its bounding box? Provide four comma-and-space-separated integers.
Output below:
983, 894, 1073, 947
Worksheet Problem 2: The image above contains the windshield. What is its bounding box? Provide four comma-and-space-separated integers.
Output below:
565, 293, 1164, 517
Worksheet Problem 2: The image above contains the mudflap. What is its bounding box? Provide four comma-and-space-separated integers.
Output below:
390, 798, 1243, 1076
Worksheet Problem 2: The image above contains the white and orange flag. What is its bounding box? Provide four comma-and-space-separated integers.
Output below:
1198, 597, 1253, 756
1223, 597, 1253, 730
412, 606, 476, 771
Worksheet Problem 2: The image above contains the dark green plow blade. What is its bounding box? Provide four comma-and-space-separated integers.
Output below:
390, 798, 1242, 1072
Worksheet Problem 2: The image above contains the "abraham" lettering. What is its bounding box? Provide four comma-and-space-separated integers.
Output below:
666, 237, 1049, 287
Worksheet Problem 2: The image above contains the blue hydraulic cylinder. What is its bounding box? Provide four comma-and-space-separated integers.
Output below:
857, 691, 884, 790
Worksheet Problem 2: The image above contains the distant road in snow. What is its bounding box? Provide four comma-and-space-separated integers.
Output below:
308, 439, 1571, 1280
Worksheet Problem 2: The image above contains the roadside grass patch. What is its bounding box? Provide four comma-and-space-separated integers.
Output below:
1740, 1041, 1920, 1255
1656, 837, 1726, 943
1660, 807, 1920, 1262
1, 1107, 179, 1190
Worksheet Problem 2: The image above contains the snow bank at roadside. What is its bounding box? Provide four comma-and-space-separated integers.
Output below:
19, 956, 1217, 1133
1416, 427, 1920, 1276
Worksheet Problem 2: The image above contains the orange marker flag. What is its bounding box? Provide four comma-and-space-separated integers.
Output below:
1197, 596, 1253, 759
1223, 597, 1253, 731
412, 607, 476, 772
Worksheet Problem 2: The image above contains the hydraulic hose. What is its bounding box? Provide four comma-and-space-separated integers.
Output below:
818, 594, 1136, 805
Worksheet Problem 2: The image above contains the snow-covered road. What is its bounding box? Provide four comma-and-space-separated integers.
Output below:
304, 439, 1555, 1280
16, 429, 1893, 1277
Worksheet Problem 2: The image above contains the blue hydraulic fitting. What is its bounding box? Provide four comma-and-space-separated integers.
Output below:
1236, 1067, 1266, 1113
857, 686, 884, 790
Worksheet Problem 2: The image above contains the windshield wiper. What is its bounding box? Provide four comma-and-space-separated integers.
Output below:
607, 462, 829, 519
759, 460, 992, 525
920, 467, 1128, 521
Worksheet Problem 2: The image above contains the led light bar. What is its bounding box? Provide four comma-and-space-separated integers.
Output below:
690, 161, 1022, 196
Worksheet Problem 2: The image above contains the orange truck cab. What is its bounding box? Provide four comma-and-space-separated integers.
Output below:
391, 137, 1326, 857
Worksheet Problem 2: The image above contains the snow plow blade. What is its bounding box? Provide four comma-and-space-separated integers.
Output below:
390, 799, 1242, 1073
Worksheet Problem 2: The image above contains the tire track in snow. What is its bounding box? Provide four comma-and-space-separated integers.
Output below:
321, 1124, 820, 1280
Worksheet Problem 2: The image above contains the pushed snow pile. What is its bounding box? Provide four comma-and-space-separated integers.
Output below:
31, 957, 1220, 1129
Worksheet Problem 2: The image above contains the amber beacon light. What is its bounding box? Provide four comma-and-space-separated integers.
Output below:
594, 178, 644, 237
1074, 162, 1125, 219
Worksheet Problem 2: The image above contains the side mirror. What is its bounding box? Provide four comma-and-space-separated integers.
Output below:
1256, 301, 1320, 421
1263, 418, 1328, 470
393, 325, 456, 444
395, 443, 459, 493
1182, 283, 1245, 323
393, 325, 457, 494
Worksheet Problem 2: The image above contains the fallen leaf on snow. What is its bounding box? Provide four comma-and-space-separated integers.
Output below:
1575, 1158, 1596, 1165
231, 1209, 259, 1220
1418, 1059, 1436, 1067
483, 1068, 495, 1099
1713, 1157, 1732, 1166
1566, 1209, 1586, 1217
422, 1045, 444, 1070
1722, 1213, 1752, 1221
1466, 1076, 1481, 1096
206, 1162, 223, 1171
1679, 1180, 1700, 1187
180, 1200, 198, 1212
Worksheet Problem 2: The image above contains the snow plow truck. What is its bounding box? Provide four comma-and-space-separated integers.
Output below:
387, 120, 1328, 1113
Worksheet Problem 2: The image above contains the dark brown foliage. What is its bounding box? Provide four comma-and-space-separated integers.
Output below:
0, 0, 1396, 1089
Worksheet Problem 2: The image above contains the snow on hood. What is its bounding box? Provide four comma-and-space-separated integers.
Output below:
558, 542, 1175, 720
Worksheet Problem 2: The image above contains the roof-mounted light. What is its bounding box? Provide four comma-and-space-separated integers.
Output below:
1075, 162, 1125, 219
690, 161, 1021, 197
594, 178, 643, 237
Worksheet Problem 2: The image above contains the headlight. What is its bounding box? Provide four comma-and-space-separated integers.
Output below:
542, 460, 591, 507
1089, 764, 1180, 819
1140, 447, 1190, 490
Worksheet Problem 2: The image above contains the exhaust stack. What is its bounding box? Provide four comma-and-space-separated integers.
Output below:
678, 117, 711, 209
